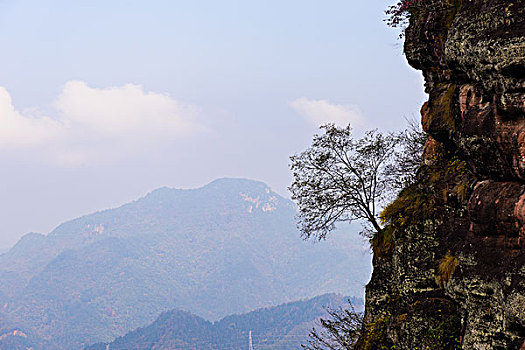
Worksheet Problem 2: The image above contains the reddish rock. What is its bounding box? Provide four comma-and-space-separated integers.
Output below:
361, 0, 525, 348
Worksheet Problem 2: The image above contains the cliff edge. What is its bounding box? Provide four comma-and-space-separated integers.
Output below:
358, 0, 525, 349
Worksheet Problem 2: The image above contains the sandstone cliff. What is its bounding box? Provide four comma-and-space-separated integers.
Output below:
358, 0, 525, 349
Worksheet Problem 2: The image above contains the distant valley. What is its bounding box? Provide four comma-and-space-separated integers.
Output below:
0, 178, 371, 349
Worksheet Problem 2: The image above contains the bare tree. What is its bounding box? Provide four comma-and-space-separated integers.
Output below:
302, 301, 363, 350
289, 123, 424, 240
387, 117, 427, 191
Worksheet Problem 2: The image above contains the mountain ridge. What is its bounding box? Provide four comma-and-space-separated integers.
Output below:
0, 177, 371, 349
85, 293, 360, 350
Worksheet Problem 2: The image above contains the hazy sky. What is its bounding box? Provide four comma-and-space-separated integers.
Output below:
0, 0, 426, 249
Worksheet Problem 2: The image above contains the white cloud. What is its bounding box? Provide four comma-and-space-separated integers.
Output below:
0, 81, 205, 165
56, 81, 201, 135
0, 87, 62, 148
289, 97, 364, 127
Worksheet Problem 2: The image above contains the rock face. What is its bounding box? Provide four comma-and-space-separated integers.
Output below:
358, 0, 525, 349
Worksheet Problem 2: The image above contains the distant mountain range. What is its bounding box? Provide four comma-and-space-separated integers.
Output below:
0, 178, 371, 349
86, 293, 360, 350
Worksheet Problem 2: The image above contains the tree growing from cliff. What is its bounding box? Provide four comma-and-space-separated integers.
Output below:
302, 301, 363, 350
289, 122, 425, 240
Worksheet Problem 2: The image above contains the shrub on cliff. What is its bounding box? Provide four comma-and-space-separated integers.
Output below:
385, 0, 424, 37
435, 251, 458, 286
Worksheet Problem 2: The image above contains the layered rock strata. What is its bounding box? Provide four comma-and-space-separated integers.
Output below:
358, 0, 525, 349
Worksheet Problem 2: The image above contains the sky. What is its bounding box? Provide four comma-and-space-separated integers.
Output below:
0, 0, 426, 249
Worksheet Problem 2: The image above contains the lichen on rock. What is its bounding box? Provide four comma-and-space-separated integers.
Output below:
358, 0, 525, 348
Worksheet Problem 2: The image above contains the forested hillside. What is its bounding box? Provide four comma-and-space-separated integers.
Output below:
86, 294, 361, 350
0, 178, 370, 349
